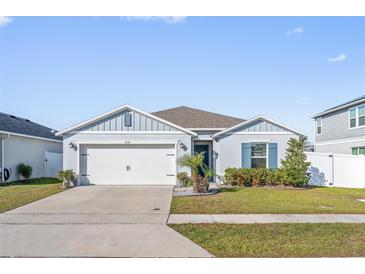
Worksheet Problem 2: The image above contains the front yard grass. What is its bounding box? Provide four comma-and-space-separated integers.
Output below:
171, 187, 365, 214
170, 223, 365, 257
0, 178, 64, 213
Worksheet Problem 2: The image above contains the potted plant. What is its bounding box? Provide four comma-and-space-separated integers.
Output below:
58, 169, 77, 189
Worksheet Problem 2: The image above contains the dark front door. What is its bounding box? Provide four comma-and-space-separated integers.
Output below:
194, 144, 210, 176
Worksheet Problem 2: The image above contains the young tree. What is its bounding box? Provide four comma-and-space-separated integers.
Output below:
281, 137, 311, 187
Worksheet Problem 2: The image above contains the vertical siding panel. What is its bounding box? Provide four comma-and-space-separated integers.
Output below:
76, 109, 186, 133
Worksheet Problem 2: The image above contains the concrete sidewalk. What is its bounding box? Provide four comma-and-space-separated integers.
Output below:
168, 214, 365, 224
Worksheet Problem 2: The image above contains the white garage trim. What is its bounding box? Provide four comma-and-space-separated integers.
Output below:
76, 141, 179, 185
74, 131, 183, 135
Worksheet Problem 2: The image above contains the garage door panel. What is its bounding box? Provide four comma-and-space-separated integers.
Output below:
82, 144, 176, 185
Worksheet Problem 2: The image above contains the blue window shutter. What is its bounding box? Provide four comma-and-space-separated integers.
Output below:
269, 143, 278, 169
241, 143, 252, 168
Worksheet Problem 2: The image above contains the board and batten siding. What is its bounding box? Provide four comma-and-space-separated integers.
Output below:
231, 119, 287, 133
79, 110, 179, 132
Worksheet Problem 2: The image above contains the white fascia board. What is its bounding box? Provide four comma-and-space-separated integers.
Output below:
313, 98, 365, 119
187, 128, 226, 131
76, 140, 178, 145
74, 131, 186, 135
56, 105, 197, 137
212, 115, 306, 138
0, 130, 62, 143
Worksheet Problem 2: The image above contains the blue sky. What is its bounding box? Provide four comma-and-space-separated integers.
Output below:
1, 16, 364, 141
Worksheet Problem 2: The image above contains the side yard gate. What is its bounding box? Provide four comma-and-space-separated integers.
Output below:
306, 152, 365, 189
45, 151, 63, 178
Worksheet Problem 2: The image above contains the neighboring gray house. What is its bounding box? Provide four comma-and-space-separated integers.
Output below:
313, 95, 365, 155
0, 113, 63, 182
56, 105, 305, 185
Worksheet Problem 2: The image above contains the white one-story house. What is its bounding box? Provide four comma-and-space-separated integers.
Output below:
56, 105, 305, 186
0, 112, 63, 182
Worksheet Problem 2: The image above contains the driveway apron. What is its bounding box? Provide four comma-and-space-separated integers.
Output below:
0, 186, 212, 258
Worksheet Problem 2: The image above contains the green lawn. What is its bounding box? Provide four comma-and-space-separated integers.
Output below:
171, 187, 365, 214
0, 178, 64, 213
170, 223, 365, 258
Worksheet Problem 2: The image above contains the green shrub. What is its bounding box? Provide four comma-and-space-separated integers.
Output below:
251, 168, 270, 187
224, 168, 237, 186
177, 172, 193, 187
58, 169, 77, 188
224, 168, 288, 187
17, 163, 33, 181
281, 138, 311, 187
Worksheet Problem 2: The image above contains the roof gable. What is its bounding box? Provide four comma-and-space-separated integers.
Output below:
313, 95, 365, 118
0, 112, 61, 141
56, 105, 197, 136
213, 116, 306, 138
152, 106, 245, 129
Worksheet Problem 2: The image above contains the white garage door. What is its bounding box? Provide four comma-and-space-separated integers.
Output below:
81, 144, 176, 185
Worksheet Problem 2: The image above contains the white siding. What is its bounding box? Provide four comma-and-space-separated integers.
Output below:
216, 133, 299, 176
3, 136, 62, 181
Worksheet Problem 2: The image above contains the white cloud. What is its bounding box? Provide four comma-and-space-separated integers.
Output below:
327, 53, 347, 63
286, 26, 304, 36
0, 16, 13, 27
121, 16, 186, 24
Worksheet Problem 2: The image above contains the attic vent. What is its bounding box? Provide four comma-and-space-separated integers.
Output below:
25, 119, 31, 122
10, 115, 16, 119
124, 112, 132, 127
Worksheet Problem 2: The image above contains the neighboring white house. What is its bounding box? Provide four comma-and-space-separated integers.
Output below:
0, 112, 63, 182
313, 95, 365, 155
56, 105, 305, 186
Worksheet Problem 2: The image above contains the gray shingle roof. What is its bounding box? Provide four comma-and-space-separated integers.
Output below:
0, 112, 61, 141
152, 106, 245, 129
313, 95, 365, 118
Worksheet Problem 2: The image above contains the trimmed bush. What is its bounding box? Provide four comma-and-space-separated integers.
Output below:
224, 168, 288, 187
17, 163, 33, 181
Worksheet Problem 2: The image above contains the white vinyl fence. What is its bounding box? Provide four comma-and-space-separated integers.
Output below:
44, 151, 63, 178
305, 152, 365, 189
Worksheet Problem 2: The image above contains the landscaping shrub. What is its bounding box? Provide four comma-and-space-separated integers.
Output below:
177, 172, 193, 187
224, 168, 287, 187
17, 163, 33, 181
179, 153, 212, 193
281, 138, 311, 187
58, 169, 77, 189
251, 168, 270, 187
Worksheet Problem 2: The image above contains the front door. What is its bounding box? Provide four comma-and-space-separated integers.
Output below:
194, 144, 210, 177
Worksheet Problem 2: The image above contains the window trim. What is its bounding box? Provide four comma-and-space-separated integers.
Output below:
348, 104, 365, 130
250, 142, 268, 168
316, 118, 322, 136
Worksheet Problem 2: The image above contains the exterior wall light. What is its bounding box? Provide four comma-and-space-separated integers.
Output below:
69, 142, 78, 151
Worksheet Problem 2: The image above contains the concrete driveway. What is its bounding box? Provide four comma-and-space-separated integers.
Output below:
0, 186, 211, 258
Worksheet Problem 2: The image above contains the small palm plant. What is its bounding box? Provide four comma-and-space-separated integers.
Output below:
180, 152, 212, 193
58, 170, 77, 189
